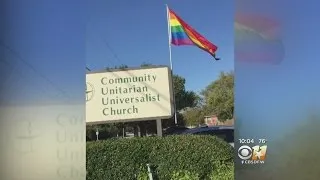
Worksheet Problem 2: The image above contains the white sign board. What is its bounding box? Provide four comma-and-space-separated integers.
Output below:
86, 66, 174, 124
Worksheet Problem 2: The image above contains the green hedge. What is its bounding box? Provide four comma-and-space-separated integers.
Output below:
87, 135, 234, 180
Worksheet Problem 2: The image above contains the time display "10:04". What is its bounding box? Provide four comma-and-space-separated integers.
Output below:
239, 139, 254, 144
238, 138, 267, 144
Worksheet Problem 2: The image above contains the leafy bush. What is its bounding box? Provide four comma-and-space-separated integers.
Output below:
209, 162, 234, 180
87, 135, 234, 180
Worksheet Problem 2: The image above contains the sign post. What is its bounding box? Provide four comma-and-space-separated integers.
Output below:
156, 119, 162, 137
95, 129, 99, 141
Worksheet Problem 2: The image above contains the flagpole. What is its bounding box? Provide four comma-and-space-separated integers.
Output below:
166, 4, 178, 125
166, 5, 173, 70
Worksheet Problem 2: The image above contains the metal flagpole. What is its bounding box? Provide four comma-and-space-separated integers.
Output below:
166, 4, 178, 125
166, 5, 173, 70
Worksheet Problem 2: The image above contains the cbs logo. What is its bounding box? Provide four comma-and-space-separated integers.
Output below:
238, 145, 253, 160
238, 145, 267, 161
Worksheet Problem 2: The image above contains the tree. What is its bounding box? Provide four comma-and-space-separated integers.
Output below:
106, 64, 128, 70
182, 107, 205, 126
140, 62, 153, 67
201, 71, 234, 121
172, 75, 199, 111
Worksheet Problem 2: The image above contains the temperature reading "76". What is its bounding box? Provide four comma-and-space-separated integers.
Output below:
259, 139, 267, 144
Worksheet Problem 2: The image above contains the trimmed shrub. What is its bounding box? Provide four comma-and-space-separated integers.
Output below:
87, 135, 234, 180
209, 162, 234, 180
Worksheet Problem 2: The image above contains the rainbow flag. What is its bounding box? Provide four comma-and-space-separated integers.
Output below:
168, 7, 220, 60
235, 13, 284, 64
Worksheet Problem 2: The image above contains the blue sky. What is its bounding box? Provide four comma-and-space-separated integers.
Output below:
3, 0, 320, 140
86, 0, 234, 93
2, 0, 233, 102
2, 0, 87, 103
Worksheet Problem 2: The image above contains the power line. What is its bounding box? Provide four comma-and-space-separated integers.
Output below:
102, 39, 123, 63
0, 41, 71, 100
86, 15, 124, 67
